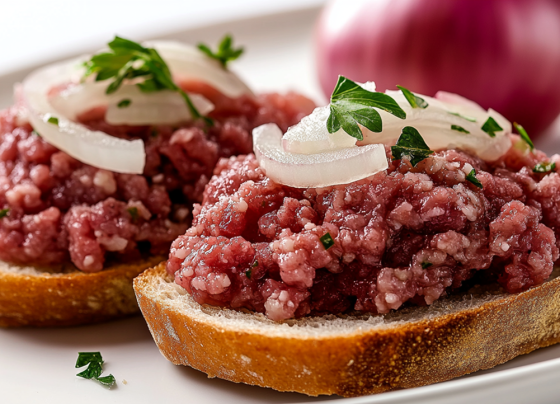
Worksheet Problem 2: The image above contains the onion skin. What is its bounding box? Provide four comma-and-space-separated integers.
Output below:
316, 0, 560, 136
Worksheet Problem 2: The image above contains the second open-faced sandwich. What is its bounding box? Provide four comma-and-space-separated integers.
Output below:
0, 35, 314, 326
135, 77, 560, 396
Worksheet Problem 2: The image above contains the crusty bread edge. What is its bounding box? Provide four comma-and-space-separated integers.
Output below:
0, 255, 164, 327
135, 262, 560, 397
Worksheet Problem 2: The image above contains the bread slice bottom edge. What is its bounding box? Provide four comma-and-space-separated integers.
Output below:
134, 262, 560, 397
0, 255, 164, 327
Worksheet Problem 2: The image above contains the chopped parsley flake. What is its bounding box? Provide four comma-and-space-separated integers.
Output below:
327, 76, 406, 140
533, 162, 556, 173
451, 124, 470, 134
466, 169, 483, 188
197, 34, 244, 68
0, 208, 9, 218
127, 207, 139, 222
117, 99, 131, 108
449, 111, 476, 122
246, 261, 258, 279
391, 126, 434, 167
421, 262, 433, 269
32, 130, 41, 137
75, 352, 115, 388
397, 85, 428, 109
481, 117, 503, 138
46, 115, 59, 126
320, 232, 335, 250
513, 122, 534, 150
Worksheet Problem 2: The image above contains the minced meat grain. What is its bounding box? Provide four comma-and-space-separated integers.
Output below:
0, 82, 315, 271
167, 138, 560, 320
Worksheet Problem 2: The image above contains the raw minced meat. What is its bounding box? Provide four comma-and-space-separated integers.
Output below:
0, 82, 315, 271
167, 138, 560, 321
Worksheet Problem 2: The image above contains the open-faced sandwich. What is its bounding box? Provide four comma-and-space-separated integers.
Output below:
135, 77, 560, 396
0, 35, 315, 327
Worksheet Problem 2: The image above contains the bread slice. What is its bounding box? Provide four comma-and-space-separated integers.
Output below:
0, 255, 163, 327
134, 262, 560, 397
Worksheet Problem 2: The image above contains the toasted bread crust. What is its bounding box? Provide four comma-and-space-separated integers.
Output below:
0, 256, 163, 327
135, 263, 560, 397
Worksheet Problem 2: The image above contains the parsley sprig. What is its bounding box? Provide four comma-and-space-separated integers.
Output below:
391, 126, 434, 167
75, 352, 116, 388
327, 76, 406, 140
198, 34, 244, 68
83, 36, 210, 124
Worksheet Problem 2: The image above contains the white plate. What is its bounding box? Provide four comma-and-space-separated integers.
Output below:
2, 5, 560, 404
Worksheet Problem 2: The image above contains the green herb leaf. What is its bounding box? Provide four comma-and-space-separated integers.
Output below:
481, 117, 503, 138
421, 262, 432, 269
397, 85, 428, 109
77, 361, 103, 379
96, 375, 116, 387
327, 76, 406, 140
75, 351, 116, 388
32, 130, 41, 137
448, 111, 477, 122
0, 208, 9, 218
197, 34, 244, 68
466, 169, 483, 188
127, 207, 139, 222
533, 162, 556, 173
83, 36, 209, 124
246, 261, 258, 279
513, 122, 534, 150
391, 126, 434, 167
320, 232, 335, 250
46, 115, 59, 126
76, 352, 103, 368
451, 124, 470, 134
117, 99, 131, 108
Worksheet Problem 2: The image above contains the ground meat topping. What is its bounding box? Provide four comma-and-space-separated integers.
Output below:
168, 138, 560, 321
0, 85, 315, 271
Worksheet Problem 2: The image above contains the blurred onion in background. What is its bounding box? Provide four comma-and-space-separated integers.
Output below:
316, 0, 560, 138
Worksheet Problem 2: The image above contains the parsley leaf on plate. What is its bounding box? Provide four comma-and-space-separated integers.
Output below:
391, 126, 434, 167
198, 34, 244, 68
83, 36, 210, 124
75, 352, 116, 388
327, 76, 406, 140
397, 85, 428, 109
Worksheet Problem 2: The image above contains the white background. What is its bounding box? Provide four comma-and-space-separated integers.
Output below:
0, 0, 326, 76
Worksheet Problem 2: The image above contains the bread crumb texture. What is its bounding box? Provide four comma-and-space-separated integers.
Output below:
135, 263, 560, 397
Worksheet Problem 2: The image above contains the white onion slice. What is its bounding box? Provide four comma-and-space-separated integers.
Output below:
254, 124, 388, 188
283, 83, 512, 162
22, 59, 146, 174
105, 87, 214, 125
145, 40, 253, 98
282, 106, 357, 154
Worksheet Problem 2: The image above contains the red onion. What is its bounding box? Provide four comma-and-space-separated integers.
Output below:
316, 0, 560, 136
